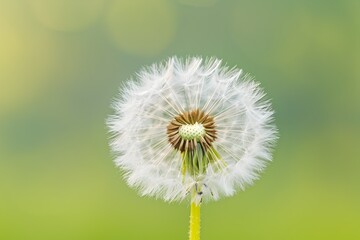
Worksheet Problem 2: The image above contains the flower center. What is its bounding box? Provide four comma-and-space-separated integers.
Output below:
167, 109, 217, 152
179, 123, 205, 140
167, 109, 223, 178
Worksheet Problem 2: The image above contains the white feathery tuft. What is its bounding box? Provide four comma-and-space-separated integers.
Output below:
107, 56, 278, 204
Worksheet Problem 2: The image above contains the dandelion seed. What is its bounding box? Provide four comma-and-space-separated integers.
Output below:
107, 56, 278, 240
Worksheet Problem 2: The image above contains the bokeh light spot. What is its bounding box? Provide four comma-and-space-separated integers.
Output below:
230, 1, 286, 60
27, 0, 104, 31
106, 0, 176, 56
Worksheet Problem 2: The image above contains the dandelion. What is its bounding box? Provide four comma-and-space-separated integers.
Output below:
107, 56, 277, 240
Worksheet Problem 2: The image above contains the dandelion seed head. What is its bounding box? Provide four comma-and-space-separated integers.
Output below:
108, 56, 278, 204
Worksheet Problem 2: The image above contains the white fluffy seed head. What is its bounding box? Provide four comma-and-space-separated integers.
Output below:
107, 56, 278, 204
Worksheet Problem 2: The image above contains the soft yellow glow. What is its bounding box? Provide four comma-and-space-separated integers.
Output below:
0, 16, 27, 111
0, 24, 23, 69
0, 11, 57, 112
27, 0, 104, 31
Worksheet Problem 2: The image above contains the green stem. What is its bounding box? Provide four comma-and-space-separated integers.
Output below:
189, 202, 201, 240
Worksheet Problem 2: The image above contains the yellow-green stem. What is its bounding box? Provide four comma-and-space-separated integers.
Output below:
189, 202, 201, 240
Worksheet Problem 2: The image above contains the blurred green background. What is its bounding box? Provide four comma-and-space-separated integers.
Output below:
0, 0, 359, 239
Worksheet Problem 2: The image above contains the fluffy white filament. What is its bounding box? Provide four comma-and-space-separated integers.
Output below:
107, 56, 277, 203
